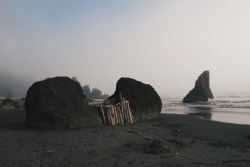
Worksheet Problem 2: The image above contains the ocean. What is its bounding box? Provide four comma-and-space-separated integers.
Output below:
161, 95, 250, 125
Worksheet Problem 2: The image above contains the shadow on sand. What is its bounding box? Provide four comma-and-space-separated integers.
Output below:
0, 109, 27, 129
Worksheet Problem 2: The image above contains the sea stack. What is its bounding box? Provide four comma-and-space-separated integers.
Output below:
183, 71, 213, 103
108, 77, 162, 122
25, 77, 103, 129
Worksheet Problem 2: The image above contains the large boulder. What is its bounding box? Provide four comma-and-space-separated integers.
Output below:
25, 77, 103, 129
108, 77, 162, 122
183, 71, 213, 103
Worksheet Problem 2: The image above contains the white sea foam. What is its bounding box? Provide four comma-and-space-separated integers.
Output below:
161, 95, 250, 125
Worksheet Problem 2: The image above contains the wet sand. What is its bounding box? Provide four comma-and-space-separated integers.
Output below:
0, 109, 250, 167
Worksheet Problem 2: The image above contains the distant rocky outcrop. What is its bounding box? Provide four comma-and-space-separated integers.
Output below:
90, 88, 102, 99
82, 85, 91, 98
82, 85, 109, 99
108, 77, 162, 122
0, 98, 20, 109
102, 93, 109, 99
25, 77, 103, 129
183, 71, 213, 103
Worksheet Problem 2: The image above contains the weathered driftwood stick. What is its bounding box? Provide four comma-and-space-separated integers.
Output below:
126, 101, 131, 123
123, 102, 128, 124
110, 106, 114, 125
116, 106, 120, 124
119, 102, 124, 124
127, 101, 135, 123
120, 104, 124, 124
114, 106, 119, 124
111, 106, 114, 125
101, 104, 106, 125
114, 106, 117, 125
126, 102, 132, 124
107, 107, 111, 125
118, 106, 123, 124
112, 106, 116, 125
109, 106, 112, 125
128, 101, 135, 123
118, 104, 123, 124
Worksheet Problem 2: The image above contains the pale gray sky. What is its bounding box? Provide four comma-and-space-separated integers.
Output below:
1, 0, 250, 96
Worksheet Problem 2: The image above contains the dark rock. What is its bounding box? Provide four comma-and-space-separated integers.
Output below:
102, 93, 109, 99
183, 71, 213, 103
25, 77, 103, 129
82, 85, 108, 99
0, 98, 20, 108
90, 88, 103, 99
82, 85, 91, 98
108, 77, 162, 122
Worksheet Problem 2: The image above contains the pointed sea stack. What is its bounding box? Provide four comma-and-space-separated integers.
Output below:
183, 71, 213, 103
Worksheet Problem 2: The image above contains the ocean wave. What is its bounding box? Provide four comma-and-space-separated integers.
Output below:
161, 95, 250, 125
162, 96, 250, 110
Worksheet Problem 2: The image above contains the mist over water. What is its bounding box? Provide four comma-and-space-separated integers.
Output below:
0, 72, 34, 97
1, 1, 250, 96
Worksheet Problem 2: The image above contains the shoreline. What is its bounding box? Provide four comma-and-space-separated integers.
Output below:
162, 95, 250, 126
0, 110, 250, 166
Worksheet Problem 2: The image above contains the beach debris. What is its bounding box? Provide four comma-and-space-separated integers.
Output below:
44, 149, 54, 157
148, 125, 158, 130
165, 139, 187, 148
172, 129, 182, 133
144, 139, 171, 155
183, 70, 214, 103
126, 128, 141, 136
46, 150, 54, 153
144, 137, 153, 141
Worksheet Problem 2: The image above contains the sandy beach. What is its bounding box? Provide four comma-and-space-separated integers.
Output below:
0, 109, 250, 167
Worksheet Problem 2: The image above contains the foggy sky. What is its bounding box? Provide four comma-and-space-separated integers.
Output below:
1, 0, 250, 97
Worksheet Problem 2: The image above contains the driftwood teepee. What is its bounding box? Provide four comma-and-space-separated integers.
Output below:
94, 93, 136, 125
